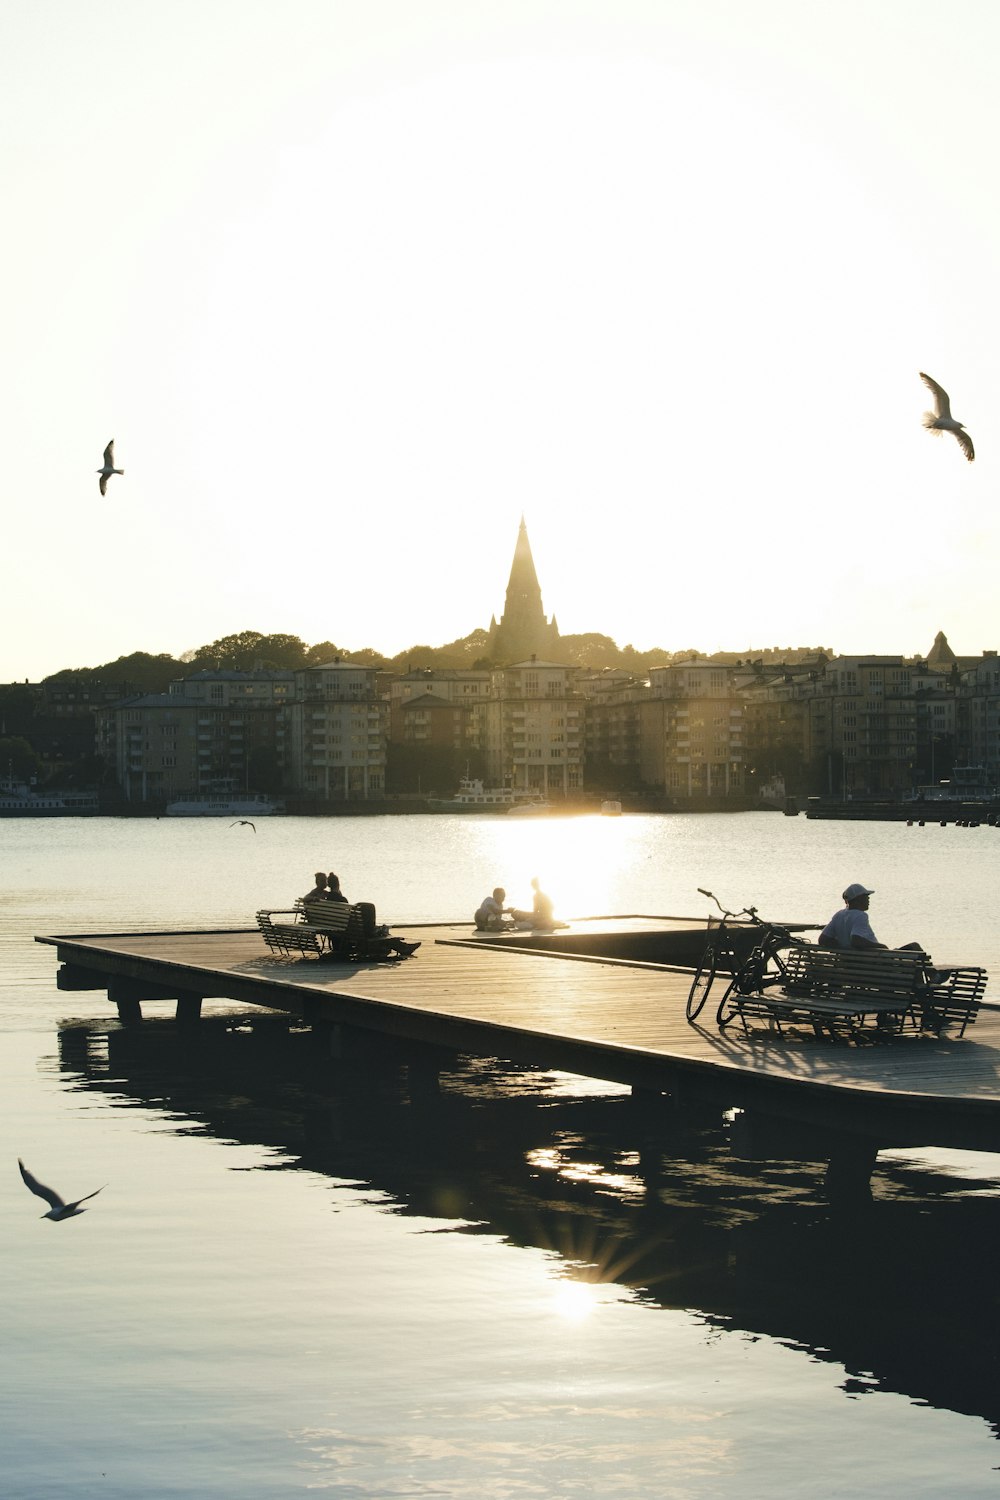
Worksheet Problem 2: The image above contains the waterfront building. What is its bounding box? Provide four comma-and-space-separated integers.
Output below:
286, 661, 386, 801
98, 671, 293, 804
640, 661, 745, 800
485, 659, 583, 797
97, 694, 202, 804
578, 670, 646, 792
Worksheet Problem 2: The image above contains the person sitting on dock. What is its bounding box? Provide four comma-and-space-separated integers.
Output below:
324, 872, 348, 903
474, 888, 512, 931
512, 877, 556, 932
302, 872, 328, 903
819, 883, 924, 954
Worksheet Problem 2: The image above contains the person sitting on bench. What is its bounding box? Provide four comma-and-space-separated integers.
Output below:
819, 883, 924, 953
302, 872, 328, 903
820, 881, 945, 1028
326, 875, 420, 957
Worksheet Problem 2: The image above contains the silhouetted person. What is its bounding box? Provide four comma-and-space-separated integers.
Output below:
513, 877, 555, 931
303, 872, 328, 902
475, 887, 512, 931
819, 884, 923, 952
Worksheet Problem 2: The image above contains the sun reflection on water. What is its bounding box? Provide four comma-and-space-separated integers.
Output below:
551, 1278, 598, 1323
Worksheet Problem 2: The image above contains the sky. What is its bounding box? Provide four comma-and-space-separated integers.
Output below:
3, 0, 999, 680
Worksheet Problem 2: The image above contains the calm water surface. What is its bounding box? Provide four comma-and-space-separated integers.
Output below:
3, 812, 1000, 1498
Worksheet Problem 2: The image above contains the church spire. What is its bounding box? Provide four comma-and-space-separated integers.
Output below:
488, 518, 561, 664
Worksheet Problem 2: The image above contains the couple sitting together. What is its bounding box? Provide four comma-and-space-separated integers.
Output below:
475, 877, 555, 932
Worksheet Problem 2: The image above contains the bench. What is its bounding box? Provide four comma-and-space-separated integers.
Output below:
256, 900, 398, 962
719, 944, 987, 1041
256, 909, 325, 959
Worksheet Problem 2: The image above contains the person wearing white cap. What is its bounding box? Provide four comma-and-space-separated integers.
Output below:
819, 884, 922, 953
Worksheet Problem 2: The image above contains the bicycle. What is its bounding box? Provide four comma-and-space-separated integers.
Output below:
686, 889, 802, 1026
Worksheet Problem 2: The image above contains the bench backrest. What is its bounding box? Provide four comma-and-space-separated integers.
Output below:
784, 944, 925, 999
303, 900, 356, 933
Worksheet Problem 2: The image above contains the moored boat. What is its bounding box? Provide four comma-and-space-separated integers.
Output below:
0, 778, 99, 816
427, 777, 546, 814
164, 792, 284, 817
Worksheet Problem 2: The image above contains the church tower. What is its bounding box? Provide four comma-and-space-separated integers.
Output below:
488, 517, 561, 664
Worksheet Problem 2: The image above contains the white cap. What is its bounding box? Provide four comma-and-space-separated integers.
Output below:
842, 882, 874, 902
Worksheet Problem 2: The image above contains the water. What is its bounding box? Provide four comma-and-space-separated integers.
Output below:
3, 812, 1000, 1497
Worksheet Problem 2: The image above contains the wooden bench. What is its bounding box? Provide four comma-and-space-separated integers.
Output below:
255, 910, 325, 959
719, 944, 987, 1041
256, 900, 398, 962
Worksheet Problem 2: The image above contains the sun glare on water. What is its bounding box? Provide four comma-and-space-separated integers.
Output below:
551, 1279, 598, 1323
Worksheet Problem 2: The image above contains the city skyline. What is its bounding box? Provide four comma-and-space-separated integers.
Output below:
3, 2, 999, 682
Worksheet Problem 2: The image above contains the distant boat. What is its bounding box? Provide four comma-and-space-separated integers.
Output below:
600, 799, 622, 817
427, 778, 545, 814
506, 799, 554, 817
0, 778, 99, 817
164, 793, 283, 818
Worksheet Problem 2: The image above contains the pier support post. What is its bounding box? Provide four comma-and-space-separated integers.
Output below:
107, 981, 142, 1025
176, 994, 203, 1023
825, 1138, 879, 1206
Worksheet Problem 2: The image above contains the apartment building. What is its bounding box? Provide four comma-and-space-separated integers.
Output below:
485, 659, 583, 797
98, 670, 294, 803
640, 662, 745, 798
287, 661, 386, 801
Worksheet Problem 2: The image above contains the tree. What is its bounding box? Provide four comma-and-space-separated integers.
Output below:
0, 736, 43, 781
190, 632, 308, 671
44, 652, 182, 694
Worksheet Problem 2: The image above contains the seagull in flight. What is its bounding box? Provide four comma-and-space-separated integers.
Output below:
920, 373, 974, 461
230, 819, 256, 831
97, 439, 124, 495
18, 1158, 106, 1221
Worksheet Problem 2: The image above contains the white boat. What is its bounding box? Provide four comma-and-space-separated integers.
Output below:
506, 800, 554, 817
427, 777, 546, 814
0, 778, 99, 817
164, 793, 284, 817
600, 799, 622, 817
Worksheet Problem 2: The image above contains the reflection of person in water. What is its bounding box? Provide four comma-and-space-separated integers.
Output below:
513, 877, 555, 931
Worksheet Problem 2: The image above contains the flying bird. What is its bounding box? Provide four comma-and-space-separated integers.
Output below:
18, 1158, 106, 1221
230, 819, 256, 831
97, 440, 124, 495
920, 373, 974, 461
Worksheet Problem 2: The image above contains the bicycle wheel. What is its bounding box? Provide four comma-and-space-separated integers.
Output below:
717, 954, 764, 1028
716, 972, 743, 1028
686, 948, 716, 1020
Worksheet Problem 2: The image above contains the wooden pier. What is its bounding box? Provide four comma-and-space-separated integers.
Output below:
37, 917, 1000, 1164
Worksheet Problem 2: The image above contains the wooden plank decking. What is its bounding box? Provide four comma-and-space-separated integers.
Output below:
36, 921, 1000, 1153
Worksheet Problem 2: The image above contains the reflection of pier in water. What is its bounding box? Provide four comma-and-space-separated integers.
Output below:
58, 1013, 1000, 1441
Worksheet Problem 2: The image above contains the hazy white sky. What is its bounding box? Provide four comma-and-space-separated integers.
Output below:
3, 0, 998, 679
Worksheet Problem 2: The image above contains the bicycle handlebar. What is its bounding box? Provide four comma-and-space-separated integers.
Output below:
696, 889, 771, 926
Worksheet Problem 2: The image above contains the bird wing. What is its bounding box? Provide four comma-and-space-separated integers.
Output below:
103, 440, 115, 466
18, 1158, 66, 1211
99, 474, 108, 496
68, 1185, 106, 1210
955, 428, 975, 462
919, 372, 951, 419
